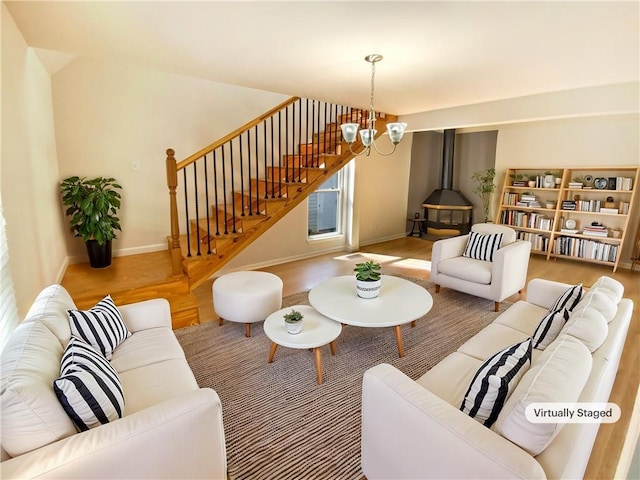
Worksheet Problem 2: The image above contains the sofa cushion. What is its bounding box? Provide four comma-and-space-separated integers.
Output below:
438, 256, 492, 285
531, 308, 570, 350
0, 322, 76, 457
460, 338, 532, 428
458, 323, 530, 361
110, 327, 187, 374
551, 283, 583, 312
561, 303, 608, 353
68, 295, 131, 360
416, 352, 483, 407
578, 289, 617, 322
471, 223, 516, 245
590, 276, 623, 303
54, 337, 125, 431
119, 358, 199, 415
463, 231, 503, 262
493, 300, 547, 335
22, 284, 76, 346
492, 336, 592, 456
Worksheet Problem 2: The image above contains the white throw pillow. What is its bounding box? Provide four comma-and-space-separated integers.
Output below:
590, 276, 624, 304
575, 289, 617, 323
463, 231, 504, 262
54, 337, 125, 431
561, 304, 608, 352
460, 338, 532, 427
68, 295, 130, 360
492, 336, 592, 456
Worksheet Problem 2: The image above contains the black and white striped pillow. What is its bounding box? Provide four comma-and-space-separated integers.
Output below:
460, 338, 532, 428
68, 295, 130, 360
551, 284, 583, 312
54, 337, 125, 431
531, 308, 570, 350
462, 231, 504, 262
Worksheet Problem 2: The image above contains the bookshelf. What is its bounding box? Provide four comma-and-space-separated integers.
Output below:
496, 167, 638, 272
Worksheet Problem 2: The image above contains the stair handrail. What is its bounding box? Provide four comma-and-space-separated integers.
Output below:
175, 97, 300, 171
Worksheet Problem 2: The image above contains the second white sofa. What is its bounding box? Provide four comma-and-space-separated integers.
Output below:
361, 276, 632, 479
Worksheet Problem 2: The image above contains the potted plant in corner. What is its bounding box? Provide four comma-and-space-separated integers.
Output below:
60, 176, 122, 268
354, 260, 382, 299
283, 309, 304, 335
471, 168, 496, 223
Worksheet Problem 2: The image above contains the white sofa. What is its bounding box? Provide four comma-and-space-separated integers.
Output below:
362, 276, 633, 479
1, 284, 227, 479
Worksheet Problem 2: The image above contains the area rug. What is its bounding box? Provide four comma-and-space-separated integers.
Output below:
175, 276, 511, 480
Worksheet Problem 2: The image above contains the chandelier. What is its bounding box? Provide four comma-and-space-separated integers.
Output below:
340, 54, 407, 157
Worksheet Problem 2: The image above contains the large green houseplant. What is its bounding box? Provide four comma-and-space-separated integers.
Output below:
60, 176, 122, 268
471, 168, 496, 223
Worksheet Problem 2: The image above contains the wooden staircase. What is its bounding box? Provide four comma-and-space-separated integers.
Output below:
64, 98, 399, 329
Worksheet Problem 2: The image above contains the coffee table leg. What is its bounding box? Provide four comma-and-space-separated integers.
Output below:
411, 320, 416, 328
268, 342, 278, 363
314, 348, 323, 384
394, 326, 405, 357
329, 341, 336, 356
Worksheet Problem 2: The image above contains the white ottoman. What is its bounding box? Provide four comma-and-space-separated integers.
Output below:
212, 271, 283, 337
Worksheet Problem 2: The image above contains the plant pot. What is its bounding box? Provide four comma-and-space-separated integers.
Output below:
356, 279, 381, 299
86, 240, 112, 268
543, 175, 555, 188
528, 180, 536, 188
285, 319, 303, 335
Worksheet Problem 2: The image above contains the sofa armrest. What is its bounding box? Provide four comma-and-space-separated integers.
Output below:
525, 278, 572, 310
362, 364, 546, 480
118, 298, 172, 332
430, 234, 469, 280
1, 388, 226, 480
489, 240, 532, 301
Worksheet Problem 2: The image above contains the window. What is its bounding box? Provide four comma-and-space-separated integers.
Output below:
0, 202, 19, 352
308, 171, 342, 238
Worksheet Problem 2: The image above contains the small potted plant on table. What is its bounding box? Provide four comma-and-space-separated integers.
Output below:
354, 260, 382, 299
283, 309, 304, 335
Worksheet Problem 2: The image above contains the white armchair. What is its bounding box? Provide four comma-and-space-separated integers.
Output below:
429, 223, 531, 311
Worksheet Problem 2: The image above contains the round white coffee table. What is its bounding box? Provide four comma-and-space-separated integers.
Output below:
308, 275, 433, 357
263, 305, 342, 385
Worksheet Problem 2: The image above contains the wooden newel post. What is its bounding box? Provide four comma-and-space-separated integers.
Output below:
166, 148, 183, 275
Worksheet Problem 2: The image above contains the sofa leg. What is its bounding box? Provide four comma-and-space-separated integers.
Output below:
245, 323, 251, 337
218, 317, 224, 326
435, 285, 441, 293
495, 302, 500, 312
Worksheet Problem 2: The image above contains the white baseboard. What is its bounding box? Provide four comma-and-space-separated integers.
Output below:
360, 233, 408, 247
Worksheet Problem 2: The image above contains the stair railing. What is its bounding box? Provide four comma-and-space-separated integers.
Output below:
166, 96, 376, 275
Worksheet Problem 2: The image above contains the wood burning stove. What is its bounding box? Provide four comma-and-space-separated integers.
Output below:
421, 129, 473, 236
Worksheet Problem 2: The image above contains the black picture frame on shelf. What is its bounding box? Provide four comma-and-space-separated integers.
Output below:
608, 177, 617, 190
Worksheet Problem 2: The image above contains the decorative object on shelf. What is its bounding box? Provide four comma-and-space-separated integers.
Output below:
545, 200, 556, 210
60, 176, 122, 268
510, 173, 526, 186
594, 177, 608, 189
354, 260, 382, 299
340, 54, 407, 157
471, 168, 496, 222
565, 219, 577, 229
583, 175, 594, 187
543, 171, 555, 188
283, 309, 304, 335
611, 228, 622, 239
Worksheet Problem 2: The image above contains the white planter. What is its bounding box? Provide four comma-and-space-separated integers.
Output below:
356, 279, 381, 299
543, 175, 555, 188
285, 320, 303, 335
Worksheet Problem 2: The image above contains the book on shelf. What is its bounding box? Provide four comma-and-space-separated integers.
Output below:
619, 201, 630, 214
599, 207, 619, 215
560, 229, 579, 234
561, 200, 576, 210
511, 181, 527, 187
615, 177, 633, 191
568, 182, 583, 189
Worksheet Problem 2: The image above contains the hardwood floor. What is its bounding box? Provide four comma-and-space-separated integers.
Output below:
64, 236, 639, 479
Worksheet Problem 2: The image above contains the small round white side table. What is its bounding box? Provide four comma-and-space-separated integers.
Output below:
264, 305, 342, 385
212, 271, 283, 337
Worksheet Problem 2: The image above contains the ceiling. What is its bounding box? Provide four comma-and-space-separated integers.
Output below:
4, 1, 639, 116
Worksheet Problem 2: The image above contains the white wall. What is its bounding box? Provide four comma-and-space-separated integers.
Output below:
1, 4, 67, 316
52, 57, 290, 259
